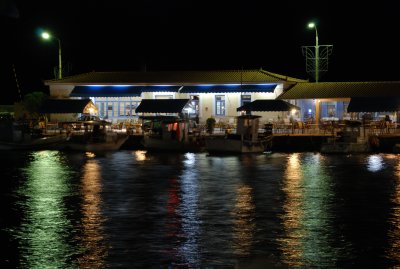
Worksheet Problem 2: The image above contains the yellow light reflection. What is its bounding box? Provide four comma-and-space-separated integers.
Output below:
279, 153, 304, 267
279, 153, 337, 267
85, 152, 96, 158
232, 184, 255, 256
17, 151, 74, 268
133, 150, 147, 161
78, 159, 107, 269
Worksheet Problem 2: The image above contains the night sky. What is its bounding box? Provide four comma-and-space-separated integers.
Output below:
0, 0, 399, 104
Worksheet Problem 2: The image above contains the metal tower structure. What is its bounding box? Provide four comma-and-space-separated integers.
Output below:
301, 23, 333, 82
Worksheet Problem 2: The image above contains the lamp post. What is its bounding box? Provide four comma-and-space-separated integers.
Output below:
41, 31, 62, 79
308, 22, 319, 83
302, 22, 333, 127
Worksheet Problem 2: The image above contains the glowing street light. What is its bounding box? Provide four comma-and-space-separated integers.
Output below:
302, 22, 332, 83
41, 31, 62, 79
308, 22, 319, 82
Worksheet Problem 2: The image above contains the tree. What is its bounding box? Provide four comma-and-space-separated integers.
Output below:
21, 91, 48, 120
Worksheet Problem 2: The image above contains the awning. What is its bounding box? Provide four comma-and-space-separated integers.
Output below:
236, 99, 300, 112
70, 86, 142, 97
39, 99, 93, 113
135, 99, 190, 113
179, 84, 276, 93
70, 85, 181, 97
140, 86, 181, 92
347, 97, 400, 112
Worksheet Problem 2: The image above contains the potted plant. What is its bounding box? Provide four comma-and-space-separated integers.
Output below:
206, 117, 216, 134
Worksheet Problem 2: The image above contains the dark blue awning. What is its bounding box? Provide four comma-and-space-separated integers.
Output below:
39, 99, 93, 113
179, 84, 276, 93
236, 100, 300, 112
70, 85, 181, 97
135, 99, 190, 113
348, 97, 400, 112
70, 86, 142, 97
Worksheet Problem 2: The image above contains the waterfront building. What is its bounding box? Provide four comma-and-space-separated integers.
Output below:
43, 69, 307, 124
43, 69, 400, 125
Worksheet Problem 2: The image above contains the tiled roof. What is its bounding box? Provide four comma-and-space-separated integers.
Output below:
179, 84, 276, 93
44, 69, 308, 86
277, 81, 400, 99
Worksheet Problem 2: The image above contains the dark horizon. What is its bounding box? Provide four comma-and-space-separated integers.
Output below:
1, 1, 399, 104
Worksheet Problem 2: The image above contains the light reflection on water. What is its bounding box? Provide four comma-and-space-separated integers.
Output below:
16, 151, 76, 269
78, 159, 107, 269
386, 156, 400, 265
232, 184, 255, 256
2, 151, 400, 268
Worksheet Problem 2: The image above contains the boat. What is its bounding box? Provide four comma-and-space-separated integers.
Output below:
0, 120, 66, 150
0, 134, 67, 150
140, 115, 205, 152
57, 116, 128, 152
135, 99, 205, 152
205, 115, 270, 154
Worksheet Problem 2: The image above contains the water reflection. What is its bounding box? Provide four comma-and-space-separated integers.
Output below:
133, 150, 147, 161
367, 155, 384, 172
179, 152, 201, 267
78, 159, 107, 268
279, 153, 304, 267
232, 184, 255, 256
16, 151, 75, 269
3, 151, 400, 267
386, 156, 400, 266
279, 153, 338, 267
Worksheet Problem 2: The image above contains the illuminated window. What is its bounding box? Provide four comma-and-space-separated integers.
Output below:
327, 102, 336, 117
215, 95, 225, 116
241, 95, 251, 106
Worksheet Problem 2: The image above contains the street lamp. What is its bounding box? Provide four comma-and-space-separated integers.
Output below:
41, 31, 62, 79
308, 22, 319, 83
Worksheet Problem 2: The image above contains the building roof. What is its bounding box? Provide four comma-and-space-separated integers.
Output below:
39, 99, 93, 113
135, 99, 190, 113
44, 69, 308, 86
179, 84, 276, 93
236, 99, 300, 112
347, 97, 400, 112
277, 81, 400, 99
70, 85, 180, 97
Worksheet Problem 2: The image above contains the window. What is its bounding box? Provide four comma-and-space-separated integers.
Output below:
327, 102, 336, 117
241, 95, 251, 106
215, 95, 225, 116
189, 95, 199, 117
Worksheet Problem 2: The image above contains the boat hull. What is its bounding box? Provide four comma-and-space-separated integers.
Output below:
0, 135, 67, 150
59, 133, 128, 152
205, 137, 265, 154
142, 136, 204, 152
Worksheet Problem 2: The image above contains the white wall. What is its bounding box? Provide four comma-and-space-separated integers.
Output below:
49, 85, 74, 98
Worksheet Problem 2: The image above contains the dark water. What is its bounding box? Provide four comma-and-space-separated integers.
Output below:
1, 150, 400, 269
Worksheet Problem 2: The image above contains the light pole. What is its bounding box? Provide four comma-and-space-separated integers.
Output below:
308, 22, 319, 83
41, 31, 62, 79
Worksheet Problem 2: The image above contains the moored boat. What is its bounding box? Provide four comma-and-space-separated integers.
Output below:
56, 116, 128, 152
205, 115, 269, 154
0, 134, 67, 150
140, 115, 205, 152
